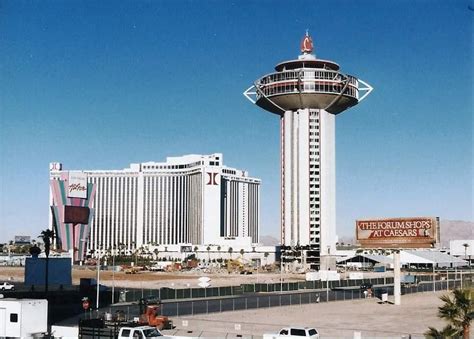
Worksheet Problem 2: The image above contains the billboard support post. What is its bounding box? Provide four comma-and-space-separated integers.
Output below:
394, 251, 401, 305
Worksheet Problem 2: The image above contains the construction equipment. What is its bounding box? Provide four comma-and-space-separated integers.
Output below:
226, 257, 254, 274
124, 267, 139, 274
138, 299, 173, 330
226, 259, 244, 273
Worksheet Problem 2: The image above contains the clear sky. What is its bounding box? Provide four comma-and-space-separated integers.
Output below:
0, 0, 472, 243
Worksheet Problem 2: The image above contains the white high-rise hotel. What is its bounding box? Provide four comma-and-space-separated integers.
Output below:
50, 154, 260, 253
245, 32, 372, 270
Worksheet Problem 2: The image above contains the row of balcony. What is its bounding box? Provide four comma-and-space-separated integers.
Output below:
259, 69, 357, 85
256, 70, 359, 101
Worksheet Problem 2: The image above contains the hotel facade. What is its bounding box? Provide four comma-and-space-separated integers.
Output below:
49, 154, 260, 254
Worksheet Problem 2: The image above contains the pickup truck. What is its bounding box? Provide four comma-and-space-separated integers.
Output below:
263, 327, 320, 339
117, 326, 186, 339
118, 326, 163, 338
0, 282, 15, 290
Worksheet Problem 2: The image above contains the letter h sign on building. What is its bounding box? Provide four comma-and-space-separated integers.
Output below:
356, 217, 440, 249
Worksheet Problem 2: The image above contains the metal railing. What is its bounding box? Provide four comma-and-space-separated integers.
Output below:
256, 69, 358, 100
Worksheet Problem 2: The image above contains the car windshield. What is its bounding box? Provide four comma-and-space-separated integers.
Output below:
143, 328, 162, 337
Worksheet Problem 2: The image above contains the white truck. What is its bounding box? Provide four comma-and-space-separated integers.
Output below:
118, 326, 164, 338
117, 326, 188, 339
263, 327, 320, 339
0, 282, 15, 290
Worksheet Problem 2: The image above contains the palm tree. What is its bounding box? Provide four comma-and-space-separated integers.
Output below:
38, 229, 54, 295
228, 247, 233, 259
217, 246, 221, 261
206, 246, 211, 262
426, 289, 473, 339
425, 325, 458, 338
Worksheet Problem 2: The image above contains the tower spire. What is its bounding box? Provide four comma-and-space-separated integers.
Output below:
300, 30, 314, 54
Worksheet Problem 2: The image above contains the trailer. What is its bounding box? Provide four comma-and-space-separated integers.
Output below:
401, 275, 417, 286
0, 298, 48, 338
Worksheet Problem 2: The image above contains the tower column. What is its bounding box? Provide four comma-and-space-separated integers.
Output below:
281, 109, 311, 247
319, 109, 336, 255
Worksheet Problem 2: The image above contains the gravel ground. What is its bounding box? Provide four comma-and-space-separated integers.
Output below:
163, 291, 449, 338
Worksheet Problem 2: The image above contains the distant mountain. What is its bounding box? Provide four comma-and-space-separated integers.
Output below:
260, 235, 279, 246
439, 219, 474, 247
261, 219, 473, 248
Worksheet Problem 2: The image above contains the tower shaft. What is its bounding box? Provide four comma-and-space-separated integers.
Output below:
281, 109, 336, 258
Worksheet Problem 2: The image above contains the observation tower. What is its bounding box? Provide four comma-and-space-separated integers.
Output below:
244, 32, 372, 270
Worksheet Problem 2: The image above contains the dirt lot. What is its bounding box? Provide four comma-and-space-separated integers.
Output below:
0, 266, 307, 289
164, 291, 449, 338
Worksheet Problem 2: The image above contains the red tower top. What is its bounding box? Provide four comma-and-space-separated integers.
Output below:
300, 31, 313, 54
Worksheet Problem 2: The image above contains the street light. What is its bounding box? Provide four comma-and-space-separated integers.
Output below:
96, 246, 102, 312
279, 247, 283, 294
111, 244, 116, 304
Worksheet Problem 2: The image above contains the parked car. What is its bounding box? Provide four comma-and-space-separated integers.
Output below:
0, 282, 15, 291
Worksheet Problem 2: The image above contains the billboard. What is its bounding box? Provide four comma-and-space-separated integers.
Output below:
64, 205, 90, 224
14, 236, 31, 244
356, 217, 439, 249
68, 171, 88, 199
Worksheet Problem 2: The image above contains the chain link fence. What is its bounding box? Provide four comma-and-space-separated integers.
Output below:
107, 271, 473, 318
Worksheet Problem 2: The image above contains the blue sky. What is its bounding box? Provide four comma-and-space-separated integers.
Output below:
0, 0, 472, 243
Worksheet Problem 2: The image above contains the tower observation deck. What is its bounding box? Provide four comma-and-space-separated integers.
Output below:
244, 32, 372, 271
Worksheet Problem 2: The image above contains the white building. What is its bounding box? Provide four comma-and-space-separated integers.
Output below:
49, 154, 260, 253
244, 32, 372, 270
449, 240, 473, 264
